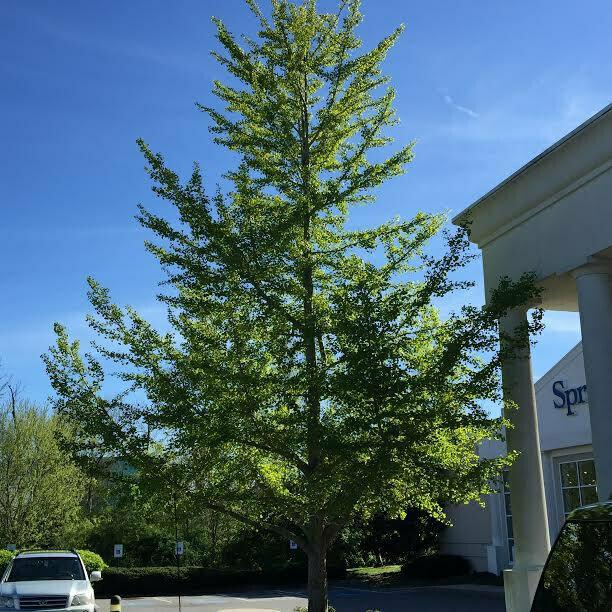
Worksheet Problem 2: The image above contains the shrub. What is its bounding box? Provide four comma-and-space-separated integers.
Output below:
95, 563, 346, 596
0, 551, 14, 575
77, 549, 107, 573
401, 554, 471, 580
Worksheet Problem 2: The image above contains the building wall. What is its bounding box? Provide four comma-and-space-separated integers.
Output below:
439, 342, 594, 573
440, 500, 491, 572
439, 440, 509, 573
535, 343, 590, 452
535, 342, 593, 540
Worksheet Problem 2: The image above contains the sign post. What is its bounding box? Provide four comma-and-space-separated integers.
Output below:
175, 541, 184, 612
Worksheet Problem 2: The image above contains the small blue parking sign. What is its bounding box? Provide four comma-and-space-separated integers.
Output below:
114, 544, 123, 558
289, 540, 298, 550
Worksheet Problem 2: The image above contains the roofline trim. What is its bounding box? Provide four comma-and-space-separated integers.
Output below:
452, 103, 612, 225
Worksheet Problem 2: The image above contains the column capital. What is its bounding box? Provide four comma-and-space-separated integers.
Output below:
571, 258, 612, 279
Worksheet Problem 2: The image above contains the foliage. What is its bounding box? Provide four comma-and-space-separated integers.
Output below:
530, 520, 612, 612
77, 549, 107, 573
0, 401, 85, 549
401, 553, 472, 580
95, 563, 345, 596
0, 550, 14, 575
81, 478, 243, 567
338, 510, 445, 567
43, 0, 543, 610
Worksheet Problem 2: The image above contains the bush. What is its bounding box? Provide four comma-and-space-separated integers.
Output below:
0, 551, 14, 575
401, 554, 471, 580
95, 563, 346, 596
77, 550, 107, 573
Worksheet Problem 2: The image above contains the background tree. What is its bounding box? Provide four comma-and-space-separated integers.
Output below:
0, 396, 84, 548
82, 465, 244, 567
44, 0, 542, 609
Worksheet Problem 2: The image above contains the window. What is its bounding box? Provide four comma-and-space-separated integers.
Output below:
7, 557, 84, 582
559, 459, 598, 518
503, 470, 514, 563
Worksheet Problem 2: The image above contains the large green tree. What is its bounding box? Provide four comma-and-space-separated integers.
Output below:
44, 1, 541, 609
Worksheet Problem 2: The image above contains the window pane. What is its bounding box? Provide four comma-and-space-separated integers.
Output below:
578, 460, 597, 487
563, 488, 581, 513
561, 462, 578, 487
507, 516, 514, 539
504, 492, 512, 516
581, 486, 598, 506
508, 538, 514, 563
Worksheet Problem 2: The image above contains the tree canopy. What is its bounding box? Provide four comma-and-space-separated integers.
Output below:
0, 394, 84, 548
43, 1, 542, 609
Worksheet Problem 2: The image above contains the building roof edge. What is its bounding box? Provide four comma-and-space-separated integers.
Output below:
452, 103, 612, 225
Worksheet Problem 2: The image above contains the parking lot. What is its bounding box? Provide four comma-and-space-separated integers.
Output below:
96, 584, 504, 612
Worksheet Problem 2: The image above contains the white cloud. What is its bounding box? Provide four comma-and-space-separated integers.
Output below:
443, 94, 479, 118
436, 77, 609, 146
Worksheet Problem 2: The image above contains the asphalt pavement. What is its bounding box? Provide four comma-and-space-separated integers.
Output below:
96, 584, 505, 612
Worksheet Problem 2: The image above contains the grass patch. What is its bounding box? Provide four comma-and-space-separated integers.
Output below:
348, 565, 402, 578
344, 565, 503, 588
346, 565, 403, 586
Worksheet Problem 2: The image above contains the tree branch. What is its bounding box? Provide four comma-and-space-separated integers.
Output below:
202, 501, 311, 553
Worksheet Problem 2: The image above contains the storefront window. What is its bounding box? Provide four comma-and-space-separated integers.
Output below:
560, 459, 598, 518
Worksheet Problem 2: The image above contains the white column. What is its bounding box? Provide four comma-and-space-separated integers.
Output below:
573, 263, 612, 501
500, 308, 550, 612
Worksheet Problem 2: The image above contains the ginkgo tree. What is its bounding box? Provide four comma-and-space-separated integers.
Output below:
44, 1, 542, 610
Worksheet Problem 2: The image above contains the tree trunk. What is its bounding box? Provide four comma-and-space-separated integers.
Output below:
307, 546, 328, 612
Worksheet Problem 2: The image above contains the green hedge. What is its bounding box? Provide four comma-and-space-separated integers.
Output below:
95, 563, 347, 596
0, 551, 14, 575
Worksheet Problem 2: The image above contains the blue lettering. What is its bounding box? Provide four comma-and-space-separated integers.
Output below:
552, 381, 587, 415
552, 380, 566, 409
565, 388, 578, 416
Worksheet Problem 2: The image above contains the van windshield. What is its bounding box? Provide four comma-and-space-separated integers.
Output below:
7, 557, 84, 582
531, 519, 612, 612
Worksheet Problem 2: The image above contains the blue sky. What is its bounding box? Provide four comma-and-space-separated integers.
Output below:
1, 0, 610, 405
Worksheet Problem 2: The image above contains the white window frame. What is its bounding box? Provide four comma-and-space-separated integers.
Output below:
552, 450, 597, 530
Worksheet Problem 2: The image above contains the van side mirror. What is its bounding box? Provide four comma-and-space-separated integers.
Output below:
90, 571, 102, 582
